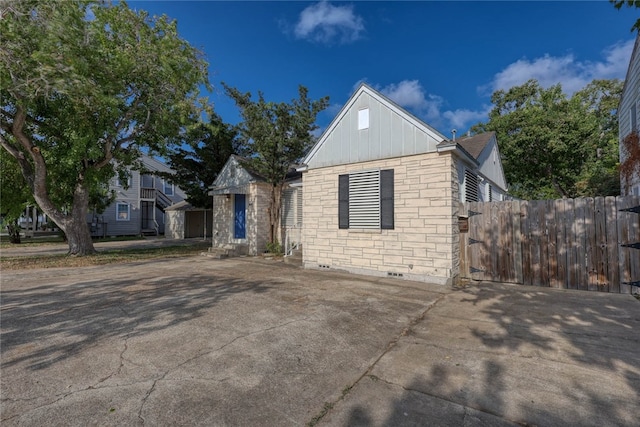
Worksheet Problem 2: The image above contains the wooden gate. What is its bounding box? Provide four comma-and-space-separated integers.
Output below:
459, 196, 640, 293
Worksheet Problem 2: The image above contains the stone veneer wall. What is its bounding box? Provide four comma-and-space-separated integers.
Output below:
211, 194, 233, 248
302, 151, 460, 285
252, 182, 271, 255
211, 183, 272, 256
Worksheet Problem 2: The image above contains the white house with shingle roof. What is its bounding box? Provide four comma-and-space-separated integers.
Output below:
298, 83, 508, 285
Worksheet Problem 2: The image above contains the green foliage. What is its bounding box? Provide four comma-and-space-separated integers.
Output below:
610, 0, 640, 32
0, 150, 33, 243
0, 0, 210, 254
223, 83, 329, 243
223, 84, 329, 187
472, 79, 622, 200
265, 240, 282, 255
161, 114, 240, 208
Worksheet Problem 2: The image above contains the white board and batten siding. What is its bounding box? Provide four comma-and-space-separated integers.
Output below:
304, 84, 447, 169
619, 35, 640, 196
620, 35, 640, 141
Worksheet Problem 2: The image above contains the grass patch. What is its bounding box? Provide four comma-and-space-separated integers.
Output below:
0, 235, 65, 247
0, 234, 143, 248
1, 242, 210, 270
306, 402, 334, 427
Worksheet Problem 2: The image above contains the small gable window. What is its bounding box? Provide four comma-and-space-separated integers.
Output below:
163, 180, 174, 196
115, 174, 131, 188
338, 169, 393, 230
358, 108, 369, 130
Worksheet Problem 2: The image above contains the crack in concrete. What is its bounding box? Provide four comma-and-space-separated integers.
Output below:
137, 376, 164, 425
0, 386, 91, 424
211, 317, 310, 354
4, 316, 310, 425
94, 339, 129, 386
134, 317, 309, 424
306, 294, 448, 426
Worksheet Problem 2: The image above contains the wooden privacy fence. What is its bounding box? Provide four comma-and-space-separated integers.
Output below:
459, 196, 640, 293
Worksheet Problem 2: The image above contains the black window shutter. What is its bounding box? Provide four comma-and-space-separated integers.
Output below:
338, 174, 349, 229
380, 169, 394, 229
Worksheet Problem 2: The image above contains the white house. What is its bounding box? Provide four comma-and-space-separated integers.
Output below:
89, 155, 186, 236
298, 83, 508, 285
619, 34, 640, 196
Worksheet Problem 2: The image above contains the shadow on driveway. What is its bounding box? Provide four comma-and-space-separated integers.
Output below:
1, 270, 272, 371
322, 282, 640, 427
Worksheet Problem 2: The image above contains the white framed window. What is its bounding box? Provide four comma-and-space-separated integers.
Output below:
163, 180, 174, 196
115, 175, 131, 188
116, 203, 130, 221
358, 108, 370, 130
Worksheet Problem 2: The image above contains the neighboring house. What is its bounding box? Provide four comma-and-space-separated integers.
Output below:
209, 155, 302, 256
89, 155, 186, 236
164, 201, 212, 240
298, 83, 508, 285
619, 34, 640, 196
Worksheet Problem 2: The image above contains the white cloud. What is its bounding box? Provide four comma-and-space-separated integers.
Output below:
294, 1, 364, 44
379, 80, 444, 125
377, 80, 486, 132
443, 106, 492, 130
485, 39, 635, 95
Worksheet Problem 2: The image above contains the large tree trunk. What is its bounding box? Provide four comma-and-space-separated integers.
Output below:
2, 107, 96, 255
64, 182, 96, 255
64, 218, 95, 255
32, 179, 96, 255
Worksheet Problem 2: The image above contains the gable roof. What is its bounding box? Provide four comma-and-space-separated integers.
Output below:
302, 83, 448, 169
456, 131, 495, 160
231, 155, 267, 181
136, 154, 174, 174
164, 200, 208, 211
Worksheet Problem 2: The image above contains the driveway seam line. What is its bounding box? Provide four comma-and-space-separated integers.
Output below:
306, 292, 449, 426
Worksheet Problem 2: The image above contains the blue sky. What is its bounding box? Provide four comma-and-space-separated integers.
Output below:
130, 1, 637, 136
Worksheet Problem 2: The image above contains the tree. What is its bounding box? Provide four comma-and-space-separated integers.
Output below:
0, 150, 33, 243
572, 79, 623, 196
610, 0, 640, 32
472, 79, 622, 200
0, 0, 210, 255
162, 114, 240, 209
223, 84, 329, 245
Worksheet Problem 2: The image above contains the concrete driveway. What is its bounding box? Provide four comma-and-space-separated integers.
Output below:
1, 257, 638, 426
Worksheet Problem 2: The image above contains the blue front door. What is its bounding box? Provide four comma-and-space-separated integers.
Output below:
234, 194, 246, 239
